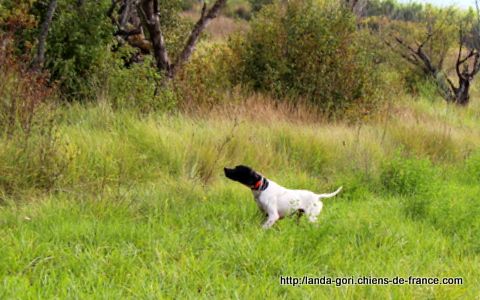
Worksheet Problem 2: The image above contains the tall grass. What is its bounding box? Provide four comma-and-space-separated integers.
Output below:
1, 97, 480, 298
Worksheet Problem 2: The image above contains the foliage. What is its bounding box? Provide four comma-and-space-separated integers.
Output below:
41, 0, 114, 99
155, 0, 191, 54
249, 0, 273, 13
0, 37, 70, 195
230, 0, 384, 114
365, 5, 460, 99
225, 3, 252, 20
0, 0, 38, 55
0, 46, 48, 136
0, 0, 189, 100
380, 154, 434, 197
366, 0, 425, 21
93, 46, 178, 113
174, 42, 235, 109
179, 0, 198, 11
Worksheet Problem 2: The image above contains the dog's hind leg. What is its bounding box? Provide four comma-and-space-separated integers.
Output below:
306, 201, 323, 223
296, 209, 305, 224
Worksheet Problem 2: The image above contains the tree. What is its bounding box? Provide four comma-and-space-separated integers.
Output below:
447, 28, 480, 105
386, 5, 480, 105
110, 0, 227, 80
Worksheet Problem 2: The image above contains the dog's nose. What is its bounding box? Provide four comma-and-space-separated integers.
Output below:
224, 167, 231, 175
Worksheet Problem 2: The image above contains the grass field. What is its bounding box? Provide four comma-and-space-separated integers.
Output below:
1, 98, 480, 298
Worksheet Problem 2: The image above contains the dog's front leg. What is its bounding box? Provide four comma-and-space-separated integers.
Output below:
262, 211, 279, 229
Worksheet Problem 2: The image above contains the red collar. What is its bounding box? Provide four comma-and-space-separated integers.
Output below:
252, 180, 262, 190
251, 178, 269, 191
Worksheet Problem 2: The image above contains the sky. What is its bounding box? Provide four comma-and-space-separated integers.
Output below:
398, 0, 475, 9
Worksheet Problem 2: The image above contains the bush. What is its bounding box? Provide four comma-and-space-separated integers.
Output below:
0, 41, 70, 195
180, 0, 198, 11
94, 47, 178, 113
0, 1, 37, 56
0, 119, 72, 195
174, 42, 236, 109
380, 155, 434, 197
249, 0, 273, 13
0, 36, 52, 137
40, 0, 113, 99
230, 0, 384, 114
380, 155, 437, 219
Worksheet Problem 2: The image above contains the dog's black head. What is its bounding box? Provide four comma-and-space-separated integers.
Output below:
224, 165, 261, 188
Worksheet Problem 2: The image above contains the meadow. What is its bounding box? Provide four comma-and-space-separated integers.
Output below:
2, 1, 480, 297
1, 96, 479, 298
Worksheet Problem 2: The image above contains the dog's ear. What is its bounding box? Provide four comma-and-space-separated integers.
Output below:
225, 165, 261, 186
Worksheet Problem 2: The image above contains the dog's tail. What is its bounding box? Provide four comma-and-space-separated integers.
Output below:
317, 186, 342, 199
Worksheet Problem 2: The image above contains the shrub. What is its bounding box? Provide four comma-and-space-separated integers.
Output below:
380, 155, 434, 197
0, 40, 70, 195
180, 0, 198, 11
0, 36, 53, 137
380, 155, 437, 219
0, 0, 37, 55
249, 0, 273, 13
0, 119, 72, 195
174, 42, 235, 110
369, 6, 459, 99
42, 0, 114, 99
94, 47, 178, 113
230, 0, 384, 114
223, 1, 252, 20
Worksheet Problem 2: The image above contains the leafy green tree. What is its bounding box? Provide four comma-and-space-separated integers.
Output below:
44, 0, 114, 98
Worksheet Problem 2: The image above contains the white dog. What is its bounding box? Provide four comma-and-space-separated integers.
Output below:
224, 165, 342, 228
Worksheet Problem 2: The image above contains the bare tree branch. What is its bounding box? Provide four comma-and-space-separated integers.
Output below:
111, 0, 227, 78
170, 0, 227, 78
384, 38, 419, 66
394, 36, 438, 75
382, 4, 480, 105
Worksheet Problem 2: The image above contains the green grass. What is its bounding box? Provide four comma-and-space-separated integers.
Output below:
1, 100, 480, 298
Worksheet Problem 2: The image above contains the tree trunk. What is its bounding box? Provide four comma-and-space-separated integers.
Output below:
454, 78, 470, 106
31, 0, 57, 72
120, 0, 132, 28
138, 0, 226, 79
140, 0, 172, 77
